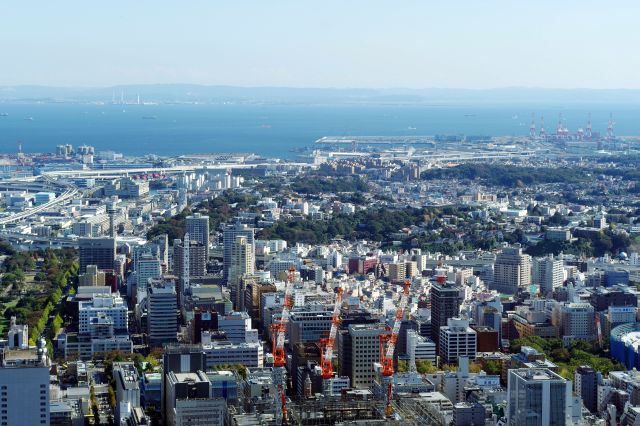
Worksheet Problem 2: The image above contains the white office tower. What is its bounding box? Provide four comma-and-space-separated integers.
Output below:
0, 336, 51, 426
79, 293, 128, 333
492, 245, 532, 294
438, 317, 477, 364
533, 254, 564, 296
147, 279, 178, 346
228, 235, 255, 311
507, 368, 571, 425
136, 253, 162, 298
407, 329, 437, 365
113, 362, 141, 424
217, 311, 252, 343
185, 213, 210, 258
223, 222, 255, 280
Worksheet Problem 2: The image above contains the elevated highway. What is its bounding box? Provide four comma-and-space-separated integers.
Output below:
0, 176, 79, 225
40, 162, 314, 178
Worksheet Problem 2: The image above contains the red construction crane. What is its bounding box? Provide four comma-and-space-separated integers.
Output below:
271, 266, 296, 425
320, 287, 344, 380
379, 280, 411, 416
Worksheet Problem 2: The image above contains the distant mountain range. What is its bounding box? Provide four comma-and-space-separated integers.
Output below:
2, 84, 640, 104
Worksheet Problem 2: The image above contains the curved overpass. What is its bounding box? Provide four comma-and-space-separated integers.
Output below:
0, 177, 78, 225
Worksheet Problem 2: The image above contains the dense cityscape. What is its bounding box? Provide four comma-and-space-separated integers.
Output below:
0, 122, 638, 426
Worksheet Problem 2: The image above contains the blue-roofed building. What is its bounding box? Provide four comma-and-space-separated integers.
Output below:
611, 322, 640, 370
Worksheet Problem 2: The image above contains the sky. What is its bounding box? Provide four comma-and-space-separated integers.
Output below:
1, 1, 639, 89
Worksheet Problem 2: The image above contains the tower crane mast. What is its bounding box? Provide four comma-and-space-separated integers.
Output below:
271, 266, 296, 425
379, 280, 411, 416
320, 287, 344, 382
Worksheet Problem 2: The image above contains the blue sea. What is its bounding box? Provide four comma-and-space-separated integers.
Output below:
0, 102, 638, 159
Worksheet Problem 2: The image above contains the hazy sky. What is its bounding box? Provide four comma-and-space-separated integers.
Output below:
2, 1, 639, 89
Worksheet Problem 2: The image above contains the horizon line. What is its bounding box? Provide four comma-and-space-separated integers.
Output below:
3, 84, 640, 92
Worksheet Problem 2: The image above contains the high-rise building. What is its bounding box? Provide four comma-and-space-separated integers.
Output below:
185, 213, 210, 259
228, 235, 255, 310
0, 337, 51, 426
79, 237, 116, 273
161, 345, 207, 422
387, 262, 406, 283
223, 222, 255, 280
533, 255, 564, 295
492, 246, 532, 294
152, 234, 170, 273
430, 280, 461, 351
575, 365, 598, 414
201, 333, 263, 368
559, 302, 595, 340
79, 292, 128, 334
78, 264, 106, 287
165, 371, 226, 426
173, 239, 206, 299
113, 362, 141, 424
289, 308, 333, 347
147, 280, 178, 346
589, 285, 638, 311
243, 279, 276, 328
338, 323, 387, 389
407, 330, 437, 365
453, 402, 486, 426
439, 317, 477, 364
217, 311, 252, 343
173, 239, 207, 278
507, 368, 569, 425
136, 253, 162, 294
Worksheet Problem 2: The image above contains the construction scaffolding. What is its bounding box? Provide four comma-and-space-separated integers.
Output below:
287, 398, 388, 425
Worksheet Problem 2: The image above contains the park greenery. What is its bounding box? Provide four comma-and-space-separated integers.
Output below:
289, 176, 369, 195
526, 229, 635, 258
147, 191, 260, 241
510, 336, 624, 380
1, 248, 78, 345
397, 359, 483, 374
421, 163, 590, 187
256, 175, 368, 197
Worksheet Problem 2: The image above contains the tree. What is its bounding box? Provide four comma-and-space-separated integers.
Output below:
415, 359, 437, 374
